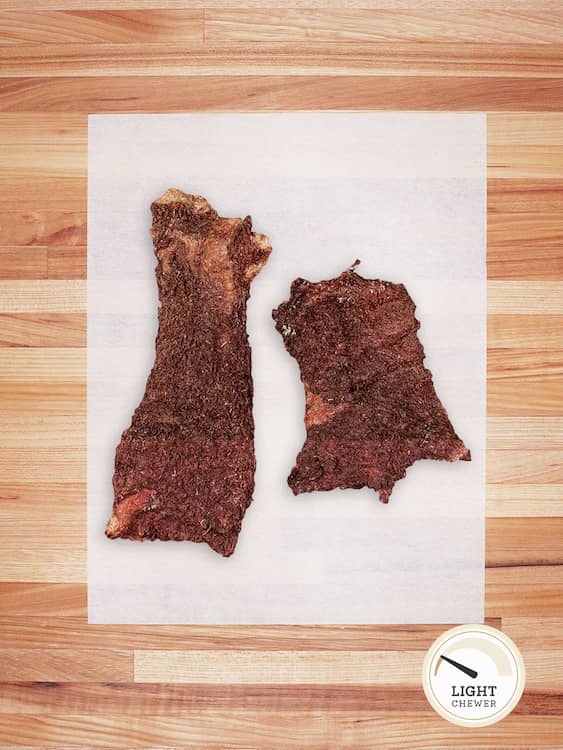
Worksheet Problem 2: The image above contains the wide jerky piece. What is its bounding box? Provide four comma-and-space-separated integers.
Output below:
105, 189, 271, 556
273, 262, 470, 503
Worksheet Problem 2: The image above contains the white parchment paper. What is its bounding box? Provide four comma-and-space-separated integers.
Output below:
88, 113, 486, 624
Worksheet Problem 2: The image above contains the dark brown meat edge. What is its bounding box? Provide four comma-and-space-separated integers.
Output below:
105, 189, 271, 556
272, 261, 470, 503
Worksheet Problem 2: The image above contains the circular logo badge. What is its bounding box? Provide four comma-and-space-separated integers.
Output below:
422, 624, 525, 727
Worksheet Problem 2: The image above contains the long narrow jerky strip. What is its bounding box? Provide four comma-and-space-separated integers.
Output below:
106, 189, 271, 556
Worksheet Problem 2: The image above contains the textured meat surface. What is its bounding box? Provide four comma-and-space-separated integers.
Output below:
272, 262, 470, 503
105, 189, 271, 556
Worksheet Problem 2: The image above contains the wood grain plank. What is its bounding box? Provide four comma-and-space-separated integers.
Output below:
488, 245, 563, 280
0, 619, 469, 652
0, 10, 203, 44
503, 617, 563, 649
487, 518, 563, 566
3, 41, 563, 78
488, 179, 563, 214
488, 418, 563, 448
488, 349, 563, 381
487, 485, 563, 517
47, 246, 85, 279
0, 112, 84, 143
486, 565, 563, 617
2, 76, 563, 113
489, 147, 563, 179
0, 348, 84, 380
0, 650, 132, 682
488, 282, 563, 314
0, 414, 84, 446
4, 0, 563, 8
0, 711, 561, 749
0, 210, 86, 246
134, 647, 563, 686
0, 280, 84, 313
205, 9, 563, 44
0, 142, 85, 209
0, 680, 555, 716
488, 381, 563, 416
0, 583, 86, 616
489, 113, 563, 145
0, 683, 425, 714
0, 314, 85, 347
488, 315, 563, 349
0, 247, 48, 279
489, 215, 563, 255
0, 382, 84, 413
487, 451, 563, 484
0, 446, 84, 482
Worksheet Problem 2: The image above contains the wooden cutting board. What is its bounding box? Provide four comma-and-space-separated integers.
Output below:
0, 5, 562, 748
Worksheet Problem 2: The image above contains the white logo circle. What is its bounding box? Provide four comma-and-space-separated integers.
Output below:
422, 624, 525, 727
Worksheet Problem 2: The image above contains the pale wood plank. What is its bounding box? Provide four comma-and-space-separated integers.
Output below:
0, 280, 84, 313
1, 76, 563, 113
488, 315, 563, 349
487, 451, 563, 484
206, 9, 563, 44
134, 647, 563, 687
487, 485, 563, 517
0, 314, 85, 347
0, 415, 84, 446
0, 446, 84, 482
488, 417, 563, 448
0, 711, 561, 749
489, 145, 563, 179
0, 10, 203, 44
0, 210, 86, 246
488, 282, 563, 314
130, 647, 471, 687
0, 551, 85, 583
488, 113, 563, 145
0, 650, 132, 682
0, 349, 84, 380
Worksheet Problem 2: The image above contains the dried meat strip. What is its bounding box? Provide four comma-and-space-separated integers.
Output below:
272, 262, 470, 503
106, 189, 271, 556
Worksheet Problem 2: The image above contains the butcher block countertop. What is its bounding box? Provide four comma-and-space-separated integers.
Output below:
1, 4, 563, 749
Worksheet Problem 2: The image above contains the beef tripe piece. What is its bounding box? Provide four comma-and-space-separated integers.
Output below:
272, 262, 470, 503
106, 189, 271, 556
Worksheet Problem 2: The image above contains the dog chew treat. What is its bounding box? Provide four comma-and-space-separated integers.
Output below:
105, 189, 271, 556
273, 262, 470, 503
